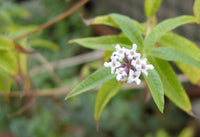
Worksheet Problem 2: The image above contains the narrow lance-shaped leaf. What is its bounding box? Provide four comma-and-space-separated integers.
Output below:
111, 14, 143, 51
0, 51, 18, 75
159, 32, 200, 84
144, 0, 162, 18
65, 67, 115, 100
29, 39, 59, 51
95, 78, 122, 121
193, 0, 200, 22
92, 14, 146, 34
69, 34, 132, 51
144, 16, 196, 51
151, 47, 200, 69
144, 69, 164, 112
148, 56, 191, 112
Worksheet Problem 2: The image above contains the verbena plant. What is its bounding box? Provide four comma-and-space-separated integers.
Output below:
65, 0, 200, 122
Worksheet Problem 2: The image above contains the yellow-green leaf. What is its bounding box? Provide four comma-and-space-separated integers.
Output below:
145, 0, 162, 18
29, 39, 59, 51
148, 56, 191, 113
0, 69, 12, 92
144, 16, 196, 51
144, 69, 164, 112
95, 78, 122, 121
193, 0, 200, 22
65, 67, 115, 100
0, 50, 18, 75
0, 36, 14, 50
159, 32, 200, 84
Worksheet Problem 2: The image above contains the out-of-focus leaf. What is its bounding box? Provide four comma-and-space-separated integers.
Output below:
0, 69, 12, 92
144, 69, 164, 112
144, 16, 196, 51
0, 10, 13, 24
69, 34, 132, 51
111, 14, 143, 50
92, 14, 146, 34
151, 47, 200, 69
95, 78, 122, 121
193, 0, 200, 22
156, 129, 170, 137
0, 36, 14, 50
19, 39, 28, 74
0, 50, 18, 75
29, 39, 59, 51
144, 0, 162, 18
159, 32, 200, 84
6, 25, 38, 38
178, 127, 194, 137
65, 67, 115, 100
148, 56, 191, 113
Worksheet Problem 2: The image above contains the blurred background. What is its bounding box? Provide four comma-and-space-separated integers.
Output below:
0, 0, 200, 136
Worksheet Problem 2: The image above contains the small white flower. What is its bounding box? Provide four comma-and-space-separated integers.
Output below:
127, 44, 140, 60
115, 68, 127, 81
115, 44, 126, 59
104, 43, 154, 85
136, 58, 154, 76
127, 70, 141, 85
104, 58, 121, 74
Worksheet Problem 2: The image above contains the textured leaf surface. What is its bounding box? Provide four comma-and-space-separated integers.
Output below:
0, 51, 18, 74
159, 32, 200, 84
95, 78, 122, 121
151, 47, 200, 69
65, 67, 115, 100
144, 69, 164, 112
144, 16, 196, 51
144, 0, 162, 18
111, 14, 143, 50
148, 56, 191, 112
69, 35, 132, 51
194, 0, 200, 22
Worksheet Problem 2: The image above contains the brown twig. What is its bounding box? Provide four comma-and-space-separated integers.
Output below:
0, 74, 190, 97
13, 0, 90, 41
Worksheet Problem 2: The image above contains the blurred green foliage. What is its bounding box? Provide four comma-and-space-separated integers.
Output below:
0, 0, 199, 137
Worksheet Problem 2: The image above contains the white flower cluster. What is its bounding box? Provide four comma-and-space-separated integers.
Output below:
104, 44, 154, 85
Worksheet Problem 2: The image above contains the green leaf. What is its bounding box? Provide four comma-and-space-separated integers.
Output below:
151, 47, 200, 69
144, 16, 196, 51
144, 69, 164, 112
69, 34, 132, 51
65, 67, 115, 100
148, 56, 191, 112
159, 32, 200, 84
92, 14, 146, 34
29, 39, 59, 51
193, 0, 200, 22
111, 14, 143, 50
0, 69, 12, 92
94, 78, 122, 121
144, 0, 162, 18
0, 36, 14, 50
0, 50, 18, 75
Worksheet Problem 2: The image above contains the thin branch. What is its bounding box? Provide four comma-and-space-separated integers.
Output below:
0, 74, 190, 97
13, 0, 90, 41
33, 52, 62, 85
29, 50, 104, 76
